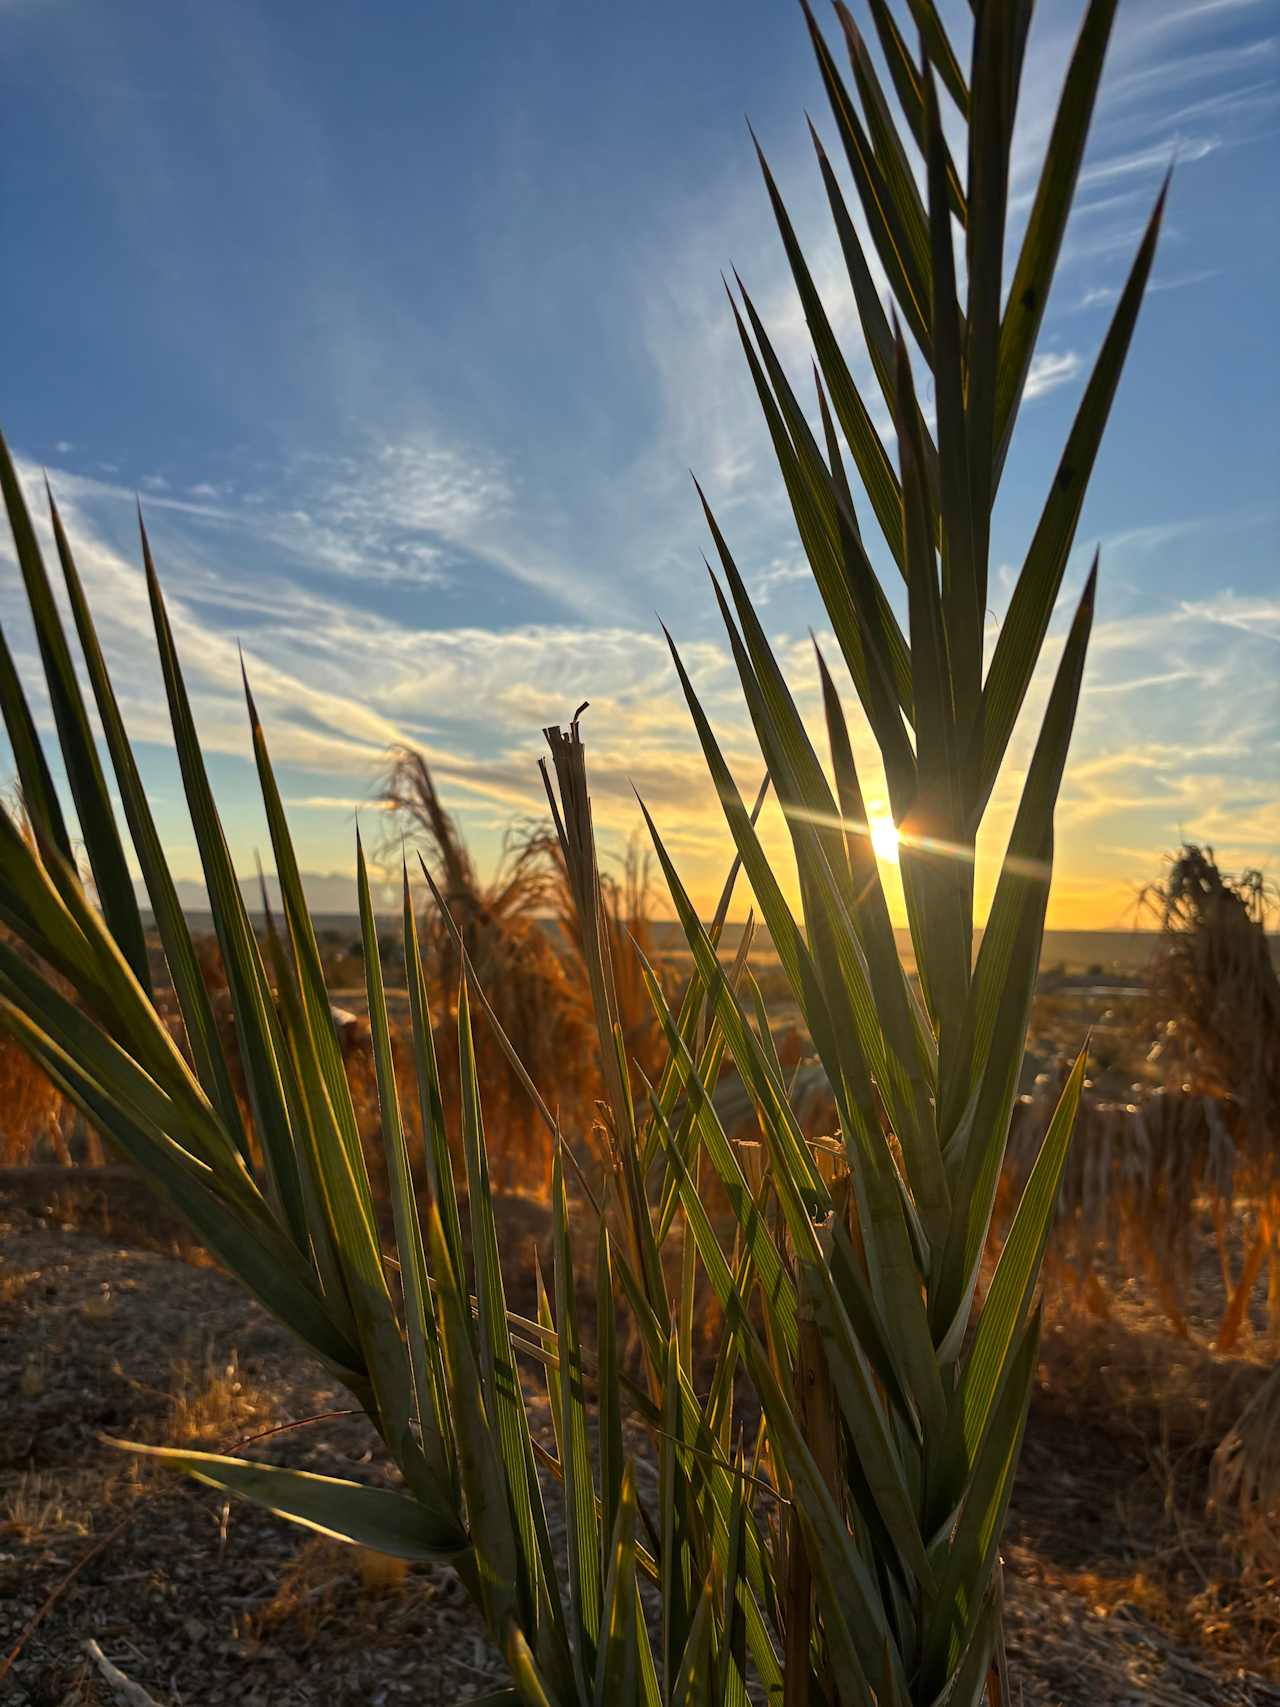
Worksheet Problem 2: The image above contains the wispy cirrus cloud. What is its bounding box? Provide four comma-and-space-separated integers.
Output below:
1073, 268, 1220, 311
1024, 350, 1084, 399
23, 427, 621, 620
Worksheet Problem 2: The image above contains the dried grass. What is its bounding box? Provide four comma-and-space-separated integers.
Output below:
376, 745, 679, 1187
1143, 845, 1280, 1182
166, 1344, 263, 1446
2, 1470, 97, 1546
1211, 1362, 1280, 1572
0, 1030, 68, 1166
1004, 1073, 1239, 1338
1003, 848, 1280, 1347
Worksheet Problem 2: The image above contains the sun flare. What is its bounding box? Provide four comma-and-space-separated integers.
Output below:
869, 814, 900, 867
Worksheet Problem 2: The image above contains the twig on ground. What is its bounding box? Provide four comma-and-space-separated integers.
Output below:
0, 1408, 357, 1686
83, 1638, 164, 1706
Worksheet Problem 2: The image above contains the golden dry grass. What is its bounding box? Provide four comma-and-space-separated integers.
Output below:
0, 1029, 69, 1167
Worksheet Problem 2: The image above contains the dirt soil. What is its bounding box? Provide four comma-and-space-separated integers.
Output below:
2, 1170, 1277, 1707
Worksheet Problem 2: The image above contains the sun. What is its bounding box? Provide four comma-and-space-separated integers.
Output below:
869, 813, 900, 866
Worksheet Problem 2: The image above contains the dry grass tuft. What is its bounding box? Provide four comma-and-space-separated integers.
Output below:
166, 1344, 263, 1445
376, 745, 679, 1187
2, 1471, 97, 1546
378, 746, 598, 1187
0, 1032, 69, 1166
1211, 1361, 1280, 1572
241, 1534, 463, 1653
1003, 847, 1280, 1348
1143, 846, 1280, 1163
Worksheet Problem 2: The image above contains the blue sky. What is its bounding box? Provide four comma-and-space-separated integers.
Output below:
2, 0, 1277, 923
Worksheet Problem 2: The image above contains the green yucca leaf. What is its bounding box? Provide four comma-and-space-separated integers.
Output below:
975, 186, 1165, 814
743, 1330, 898, 1701
671, 1580, 716, 1707
245, 697, 420, 1488
44, 489, 249, 1154
903, 0, 969, 117
813, 640, 935, 1082
0, 439, 149, 984
0, 621, 74, 868
704, 462, 915, 795
636, 1613, 663, 1707
801, 0, 932, 360
243, 672, 375, 1225
139, 533, 313, 1204
657, 622, 838, 1095
399, 865, 461, 1463
596, 1227, 623, 1547
956, 553, 1098, 1137
676, 589, 949, 1260
716, 1465, 749, 1707
894, 327, 971, 1055
697, 538, 859, 916
963, 0, 1016, 586
655, 1347, 785, 1694
743, 966, 943, 1443
943, 1047, 1086, 1513
808, 120, 901, 438
408, 857, 509, 1271
651, 1023, 731, 1242
0, 985, 367, 1383
837, 7, 934, 309
921, 1312, 1041, 1692
863, 0, 966, 223
943, 556, 1098, 1149
640, 951, 799, 1352
540, 722, 633, 1148
111, 1440, 467, 1561
651, 943, 927, 1472
651, 880, 761, 1201
995, 0, 1121, 481
646, 913, 751, 1227
732, 278, 934, 754
703, 477, 914, 829
720, 288, 912, 729
927, 1598, 999, 1707
647, 1039, 797, 1360
749, 133, 907, 576
457, 975, 552, 1632
705, 1234, 757, 1452
921, 64, 981, 741
745, 964, 784, 1086
0, 796, 230, 1138
593, 1463, 640, 1707
534, 1255, 563, 1458
636, 791, 825, 1211
659, 1330, 694, 1690
645, 774, 938, 1448
359, 836, 455, 1496
795, 1248, 937, 1591
812, 363, 859, 535
502, 1621, 558, 1707
450, 1171, 567, 1682
676, 1143, 700, 1374
932, 567, 1097, 1345
429, 1198, 520, 1632
0, 935, 233, 1179
551, 1144, 602, 1691
257, 883, 359, 1337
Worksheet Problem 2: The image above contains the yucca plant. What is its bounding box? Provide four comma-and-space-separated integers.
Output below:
0, 2, 1161, 1701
